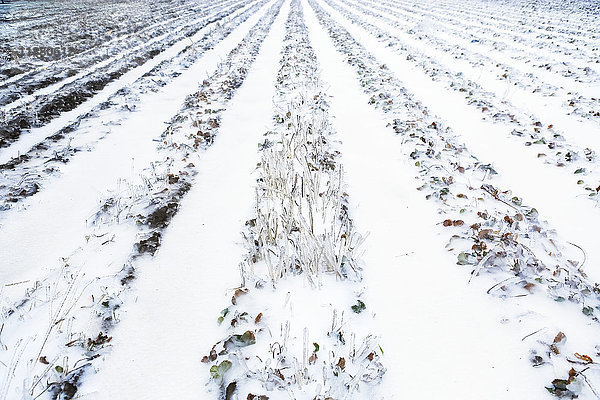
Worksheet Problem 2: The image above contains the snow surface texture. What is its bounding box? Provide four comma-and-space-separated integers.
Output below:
0, 0, 599, 398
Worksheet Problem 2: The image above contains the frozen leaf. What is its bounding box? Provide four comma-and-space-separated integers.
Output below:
218, 308, 229, 324
531, 355, 544, 367
231, 331, 256, 347
351, 300, 366, 314
210, 360, 232, 380
457, 252, 472, 265
552, 379, 570, 390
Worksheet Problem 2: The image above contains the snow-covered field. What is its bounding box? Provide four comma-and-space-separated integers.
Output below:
1, 0, 600, 398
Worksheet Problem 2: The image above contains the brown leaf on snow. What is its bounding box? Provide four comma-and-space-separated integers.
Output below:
574, 353, 593, 364
515, 213, 524, 221
225, 381, 236, 400
569, 368, 577, 382
443, 219, 453, 227
453, 220, 464, 226
478, 229, 494, 239
201, 349, 218, 363
247, 395, 269, 400
336, 357, 346, 370
232, 288, 248, 304
554, 332, 566, 344
39, 356, 49, 365
524, 282, 535, 292
255, 313, 263, 324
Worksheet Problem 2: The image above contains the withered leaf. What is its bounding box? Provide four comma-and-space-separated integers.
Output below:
225, 382, 236, 400
569, 368, 577, 382
231, 331, 256, 347
524, 282, 535, 292
336, 357, 346, 370
574, 352, 593, 364
255, 313, 263, 324
39, 356, 49, 365
553, 332, 566, 344
478, 229, 494, 239
552, 379, 569, 390
247, 395, 269, 400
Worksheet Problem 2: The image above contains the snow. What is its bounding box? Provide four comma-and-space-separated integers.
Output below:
1, 0, 600, 398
